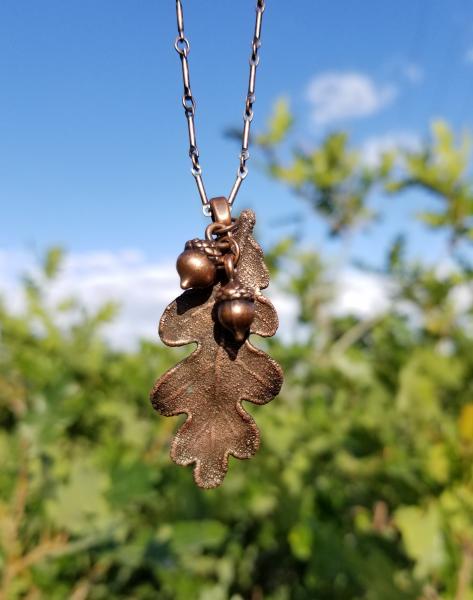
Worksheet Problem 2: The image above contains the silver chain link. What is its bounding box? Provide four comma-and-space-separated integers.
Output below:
174, 0, 266, 213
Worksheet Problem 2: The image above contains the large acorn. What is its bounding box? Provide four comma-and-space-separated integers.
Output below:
176, 239, 223, 289
215, 280, 255, 342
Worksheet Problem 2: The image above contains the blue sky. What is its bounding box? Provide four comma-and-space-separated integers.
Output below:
1, 0, 473, 266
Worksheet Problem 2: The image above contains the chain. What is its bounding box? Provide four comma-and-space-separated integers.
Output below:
174, 0, 266, 214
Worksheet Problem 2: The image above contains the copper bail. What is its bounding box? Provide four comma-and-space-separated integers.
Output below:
209, 197, 232, 226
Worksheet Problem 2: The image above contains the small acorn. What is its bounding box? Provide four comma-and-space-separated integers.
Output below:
177, 249, 217, 289
216, 280, 255, 342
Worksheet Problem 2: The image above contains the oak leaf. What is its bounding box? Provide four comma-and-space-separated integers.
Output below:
150, 210, 283, 488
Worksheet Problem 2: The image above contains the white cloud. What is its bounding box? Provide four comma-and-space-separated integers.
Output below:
465, 48, 473, 64
0, 250, 307, 349
306, 71, 397, 126
333, 268, 391, 317
0, 249, 395, 349
0, 249, 179, 349
360, 131, 421, 167
7, 250, 469, 351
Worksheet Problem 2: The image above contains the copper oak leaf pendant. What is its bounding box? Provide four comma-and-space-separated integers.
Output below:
150, 206, 283, 488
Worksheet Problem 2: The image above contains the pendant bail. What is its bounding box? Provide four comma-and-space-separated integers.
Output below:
209, 197, 232, 226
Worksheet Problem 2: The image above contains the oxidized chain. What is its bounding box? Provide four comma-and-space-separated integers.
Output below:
174, 0, 266, 213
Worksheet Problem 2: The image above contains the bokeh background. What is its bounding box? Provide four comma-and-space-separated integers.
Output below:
1, 1, 473, 598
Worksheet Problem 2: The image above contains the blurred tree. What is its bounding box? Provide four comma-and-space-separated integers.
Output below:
1, 110, 473, 599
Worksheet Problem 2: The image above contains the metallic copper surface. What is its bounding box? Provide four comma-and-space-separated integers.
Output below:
216, 279, 255, 341
150, 209, 283, 489
209, 196, 232, 225
176, 249, 217, 289
185, 238, 224, 264
217, 299, 255, 342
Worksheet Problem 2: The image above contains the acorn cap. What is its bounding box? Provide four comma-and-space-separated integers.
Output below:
215, 280, 255, 303
185, 238, 224, 265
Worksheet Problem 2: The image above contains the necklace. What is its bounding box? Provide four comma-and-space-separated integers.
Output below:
150, 1, 283, 489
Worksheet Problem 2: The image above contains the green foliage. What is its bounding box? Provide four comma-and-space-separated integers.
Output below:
257, 99, 395, 235
387, 121, 473, 246
257, 98, 294, 147
2, 115, 473, 598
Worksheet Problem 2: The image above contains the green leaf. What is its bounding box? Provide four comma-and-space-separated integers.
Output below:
395, 503, 446, 578
459, 403, 473, 441
43, 246, 65, 279
288, 522, 313, 560
171, 521, 228, 555
46, 459, 112, 535
426, 444, 449, 484
417, 211, 447, 228
257, 98, 293, 146
107, 463, 155, 508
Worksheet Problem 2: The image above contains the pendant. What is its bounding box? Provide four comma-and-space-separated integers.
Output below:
150, 197, 283, 488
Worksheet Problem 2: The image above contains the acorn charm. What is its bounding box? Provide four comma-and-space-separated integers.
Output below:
176, 239, 223, 289
215, 280, 255, 342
